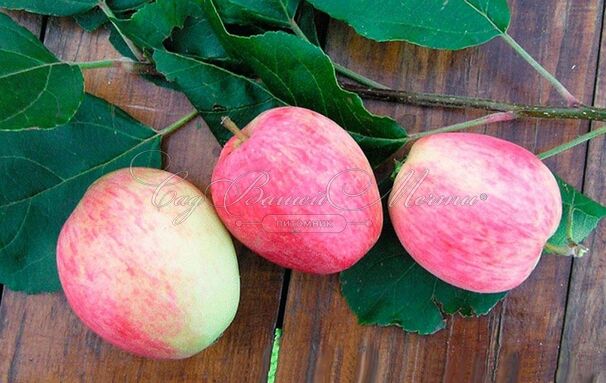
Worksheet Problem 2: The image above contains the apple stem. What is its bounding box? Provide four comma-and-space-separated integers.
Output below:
390, 159, 406, 180
221, 117, 249, 144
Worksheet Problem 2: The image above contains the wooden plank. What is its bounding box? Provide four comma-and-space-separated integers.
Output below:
276, 1, 603, 382
0, 10, 42, 36
557, 8, 606, 379
0, 16, 285, 382
491, 3, 603, 381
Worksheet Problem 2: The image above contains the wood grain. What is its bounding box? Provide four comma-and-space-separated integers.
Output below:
557, 7, 606, 380
0, 10, 42, 36
276, 1, 604, 382
0, 16, 284, 382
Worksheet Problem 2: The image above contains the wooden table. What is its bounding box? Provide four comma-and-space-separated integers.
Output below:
1, 1, 605, 381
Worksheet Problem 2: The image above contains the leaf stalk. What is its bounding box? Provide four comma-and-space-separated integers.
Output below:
500, 33, 581, 106
288, 18, 390, 90
73, 58, 134, 70
157, 110, 199, 137
538, 126, 606, 160
98, 0, 146, 62
407, 112, 517, 140
333, 63, 390, 90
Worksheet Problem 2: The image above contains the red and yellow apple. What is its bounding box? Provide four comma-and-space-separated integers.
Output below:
211, 107, 383, 274
389, 133, 562, 293
57, 168, 240, 359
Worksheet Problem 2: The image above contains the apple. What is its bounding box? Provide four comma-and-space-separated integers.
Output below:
389, 133, 562, 293
211, 107, 383, 274
57, 168, 240, 359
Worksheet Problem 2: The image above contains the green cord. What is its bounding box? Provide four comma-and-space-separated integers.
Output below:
267, 328, 282, 383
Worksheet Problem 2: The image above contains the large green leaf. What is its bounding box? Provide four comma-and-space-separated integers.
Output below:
296, 1, 321, 46
0, 13, 84, 131
74, 8, 110, 32
307, 0, 511, 50
109, 0, 298, 58
111, 0, 203, 50
0, 0, 97, 16
167, 14, 229, 61
547, 177, 606, 249
3, 0, 146, 20
203, 0, 407, 165
109, 0, 151, 11
74, 0, 152, 32
341, 180, 506, 335
154, 50, 281, 145
0, 94, 162, 293
215, 0, 300, 27
104, 0, 200, 89
108, 24, 139, 61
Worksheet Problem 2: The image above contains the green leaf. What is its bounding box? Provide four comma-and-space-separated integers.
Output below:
74, 0, 153, 32
111, 0, 203, 50
307, 0, 511, 50
109, 0, 151, 12
215, 0, 300, 27
167, 15, 229, 61
0, 0, 97, 16
0, 13, 84, 131
204, 0, 407, 165
107, 25, 179, 91
267, 328, 282, 383
340, 181, 506, 335
153, 50, 281, 145
74, 8, 108, 32
547, 177, 606, 248
108, 25, 138, 61
296, 1, 321, 46
0, 94, 162, 293
3, 0, 148, 19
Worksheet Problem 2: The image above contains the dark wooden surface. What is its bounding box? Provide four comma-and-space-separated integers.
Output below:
0, 1, 605, 382
557, 10, 606, 381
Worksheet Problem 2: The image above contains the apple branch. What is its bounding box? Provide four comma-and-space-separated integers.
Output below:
342, 83, 606, 123
74, 57, 606, 126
